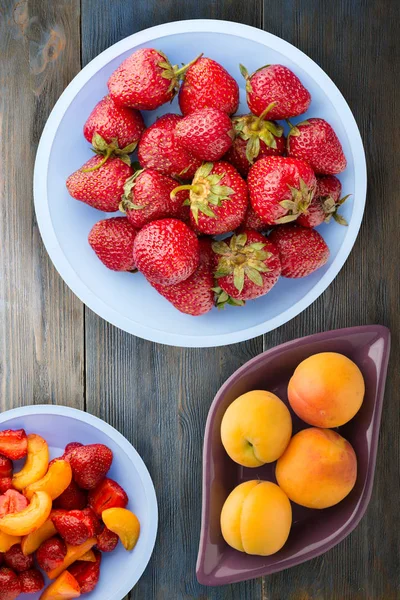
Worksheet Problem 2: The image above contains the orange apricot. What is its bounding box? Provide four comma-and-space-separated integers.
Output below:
13, 434, 49, 491
21, 513, 58, 555
24, 460, 72, 501
288, 352, 365, 428
0, 491, 52, 536
102, 507, 140, 551
79, 549, 96, 562
47, 537, 97, 580
40, 570, 81, 599
0, 530, 21, 552
276, 428, 357, 509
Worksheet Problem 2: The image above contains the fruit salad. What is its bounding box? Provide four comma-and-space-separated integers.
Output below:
66, 49, 350, 317
0, 429, 140, 599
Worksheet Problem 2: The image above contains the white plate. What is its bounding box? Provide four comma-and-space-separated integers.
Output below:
34, 20, 367, 348
0, 406, 158, 600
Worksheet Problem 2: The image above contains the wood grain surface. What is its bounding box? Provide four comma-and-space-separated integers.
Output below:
0, 0, 399, 599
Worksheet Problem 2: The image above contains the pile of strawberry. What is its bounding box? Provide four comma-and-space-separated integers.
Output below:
66, 49, 349, 316
0, 429, 133, 599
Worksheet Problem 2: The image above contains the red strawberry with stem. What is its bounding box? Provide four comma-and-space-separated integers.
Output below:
66, 156, 133, 212
0, 430, 27, 460
269, 224, 329, 277
119, 169, 187, 228
108, 48, 202, 110
179, 57, 239, 116
88, 217, 138, 272
0, 567, 21, 600
248, 156, 316, 225
240, 63, 311, 120
296, 175, 349, 227
287, 118, 347, 174
83, 95, 145, 170
175, 108, 234, 161
69, 444, 113, 490
133, 218, 200, 286
18, 569, 45, 594
151, 238, 214, 316
138, 114, 202, 180
224, 104, 286, 176
170, 161, 248, 235
88, 478, 128, 516
212, 230, 281, 306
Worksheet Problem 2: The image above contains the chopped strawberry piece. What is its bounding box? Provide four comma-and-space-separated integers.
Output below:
0, 478, 13, 494
0, 567, 21, 600
0, 490, 28, 518
88, 478, 128, 516
68, 549, 101, 593
18, 568, 45, 593
53, 480, 88, 511
0, 430, 28, 460
81, 508, 102, 536
0, 455, 13, 479
70, 444, 113, 490
36, 536, 67, 572
4, 544, 34, 572
96, 526, 119, 552
52, 510, 93, 546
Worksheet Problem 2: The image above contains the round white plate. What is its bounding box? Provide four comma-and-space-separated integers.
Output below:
34, 20, 367, 348
0, 406, 158, 600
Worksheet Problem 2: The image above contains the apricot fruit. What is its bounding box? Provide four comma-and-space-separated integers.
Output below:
220, 390, 292, 467
21, 513, 58, 555
220, 480, 292, 555
0, 491, 52, 537
13, 434, 49, 491
102, 507, 140, 551
47, 537, 97, 580
79, 549, 96, 562
24, 460, 72, 501
288, 352, 365, 428
40, 570, 81, 599
0, 531, 21, 552
276, 428, 357, 509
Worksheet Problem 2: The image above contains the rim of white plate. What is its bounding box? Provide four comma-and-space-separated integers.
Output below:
0, 405, 158, 598
34, 19, 367, 348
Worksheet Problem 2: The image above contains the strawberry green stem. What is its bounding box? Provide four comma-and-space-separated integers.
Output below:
170, 184, 202, 198
81, 149, 112, 172
255, 102, 277, 127
174, 53, 203, 78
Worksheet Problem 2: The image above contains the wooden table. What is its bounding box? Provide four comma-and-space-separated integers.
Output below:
1, 1, 399, 599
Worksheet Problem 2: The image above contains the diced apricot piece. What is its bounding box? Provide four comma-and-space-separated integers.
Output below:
13, 435, 49, 491
0, 531, 21, 552
25, 460, 72, 501
0, 491, 52, 537
21, 512, 58, 555
40, 571, 81, 599
102, 507, 140, 551
79, 549, 96, 562
47, 537, 97, 580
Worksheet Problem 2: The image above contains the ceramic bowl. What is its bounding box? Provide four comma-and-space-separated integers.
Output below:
197, 325, 390, 585
34, 20, 367, 347
0, 405, 158, 600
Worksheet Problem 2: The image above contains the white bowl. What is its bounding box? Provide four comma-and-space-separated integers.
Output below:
0, 406, 158, 600
34, 20, 366, 348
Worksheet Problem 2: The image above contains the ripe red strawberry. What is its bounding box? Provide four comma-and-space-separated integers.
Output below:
248, 156, 316, 225
36, 537, 67, 572
88, 217, 138, 272
96, 526, 119, 553
83, 95, 145, 168
179, 57, 239, 116
66, 156, 133, 212
269, 224, 329, 277
133, 218, 200, 286
151, 238, 214, 316
138, 114, 202, 180
52, 510, 95, 546
287, 118, 347, 174
81, 508, 102, 536
212, 231, 281, 305
63, 442, 84, 460
315, 175, 349, 225
0, 553, 3, 566
0, 478, 13, 494
171, 162, 248, 235
0, 456, 12, 479
0, 567, 21, 600
119, 169, 186, 228
88, 478, 128, 516
69, 444, 113, 490
53, 480, 88, 511
0, 430, 27, 460
224, 109, 286, 177
68, 549, 101, 594
0, 490, 28, 518
18, 569, 45, 594
240, 63, 311, 120
4, 544, 34, 572
175, 108, 234, 161
240, 205, 267, 232
108, 48, 201, 110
